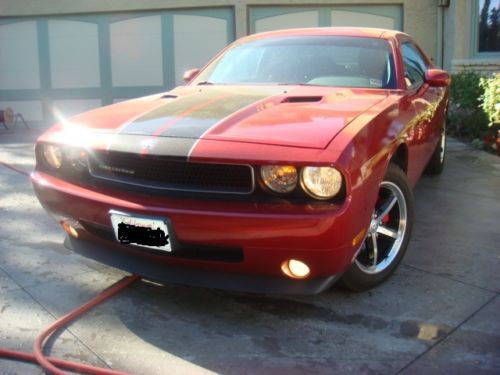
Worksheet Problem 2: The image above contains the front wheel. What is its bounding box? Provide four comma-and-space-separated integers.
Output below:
341, 164, 414, 291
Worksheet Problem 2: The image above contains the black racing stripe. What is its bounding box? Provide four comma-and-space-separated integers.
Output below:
146, 137, 197, 160
120, 91, 269, 138
118, 117, 166, 136
159, 94, 267, 138
110, 88, 274, 159
119, 92, 221, 136
104, 134, 195, 161
160, 118, 218, 138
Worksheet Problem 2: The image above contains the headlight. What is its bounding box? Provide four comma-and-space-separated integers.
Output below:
42, 144, 63, 169
261, 165, 298, 194
66, 148, 88, 172
301, 166, 343, 199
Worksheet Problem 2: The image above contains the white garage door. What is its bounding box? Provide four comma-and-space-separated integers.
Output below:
250, 5, 402, 34
0, 8, 234, 123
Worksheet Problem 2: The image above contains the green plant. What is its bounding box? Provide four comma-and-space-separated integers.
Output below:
480, 73, 500, 155
480, 73, 500, 126
447, 71, 489, 141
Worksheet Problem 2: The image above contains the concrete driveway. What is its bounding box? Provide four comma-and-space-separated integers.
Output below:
1, 126, 499, 374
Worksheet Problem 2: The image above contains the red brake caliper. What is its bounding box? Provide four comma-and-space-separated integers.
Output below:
381, 214, 390, 224
376, 196, 390, 224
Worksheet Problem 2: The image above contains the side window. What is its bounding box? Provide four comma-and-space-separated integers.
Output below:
400, 43, 429, 89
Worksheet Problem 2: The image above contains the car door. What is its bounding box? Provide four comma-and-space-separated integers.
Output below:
399, 41, 438, 183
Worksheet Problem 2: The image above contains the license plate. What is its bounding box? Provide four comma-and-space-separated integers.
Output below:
109, 211, 172, 252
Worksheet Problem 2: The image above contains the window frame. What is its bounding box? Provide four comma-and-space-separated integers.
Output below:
400, 41, 430, 91
472, 0, 500, 58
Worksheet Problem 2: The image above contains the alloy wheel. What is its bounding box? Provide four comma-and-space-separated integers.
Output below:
355, 181, 408, 274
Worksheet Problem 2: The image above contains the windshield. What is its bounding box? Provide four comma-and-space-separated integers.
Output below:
193, 36, 396, 89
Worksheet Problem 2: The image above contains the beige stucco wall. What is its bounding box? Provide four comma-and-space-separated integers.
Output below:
0, 0, 438, 60
442, 0, 456, 71
400, 0, 438, 63
451, 0, 474, 60
443, 0, 472, 72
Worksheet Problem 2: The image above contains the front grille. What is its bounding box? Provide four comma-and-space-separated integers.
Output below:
88, 151, 254, 194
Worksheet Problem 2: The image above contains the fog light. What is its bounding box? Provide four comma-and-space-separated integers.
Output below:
281, 259, 310, 279
61, 221, 79, 238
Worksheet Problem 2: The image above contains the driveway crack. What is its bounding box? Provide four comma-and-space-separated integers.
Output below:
395, 293, 498, 374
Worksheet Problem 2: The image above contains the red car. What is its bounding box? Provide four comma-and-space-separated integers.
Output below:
32, 28, 449, 294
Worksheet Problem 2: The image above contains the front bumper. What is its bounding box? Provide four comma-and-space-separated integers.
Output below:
32, 171, 367, 294
65, 236, 339, 294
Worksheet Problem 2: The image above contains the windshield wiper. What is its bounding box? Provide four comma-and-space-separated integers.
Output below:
197, 81, 215, 85
276, 82, 316, 86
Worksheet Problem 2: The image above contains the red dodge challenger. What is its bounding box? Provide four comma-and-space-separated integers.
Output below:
32, 28, 449, 294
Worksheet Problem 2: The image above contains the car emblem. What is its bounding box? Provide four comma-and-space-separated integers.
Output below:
141, 138, 157, 151
97, 164, 135, 175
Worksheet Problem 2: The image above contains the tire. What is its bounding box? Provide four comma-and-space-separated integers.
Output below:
340, 164, 414, 292
425, 121, 446, 175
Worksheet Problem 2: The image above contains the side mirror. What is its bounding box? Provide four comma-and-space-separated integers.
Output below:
183, 68, 200, 84
424, 69, 450, 87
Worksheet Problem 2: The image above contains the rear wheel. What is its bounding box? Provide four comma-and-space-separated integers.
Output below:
425, 122, 446, 175
341, 164, 414, 291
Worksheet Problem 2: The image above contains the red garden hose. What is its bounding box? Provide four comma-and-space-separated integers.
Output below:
0, 160, 31, 177
0, 162, 142, 373
0, 274, 140, 374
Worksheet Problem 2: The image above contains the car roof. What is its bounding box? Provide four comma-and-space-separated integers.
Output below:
242, 27, 407, 42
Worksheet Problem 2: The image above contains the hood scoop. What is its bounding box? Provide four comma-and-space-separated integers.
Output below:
160, 94, 178, 99
281, 96, 323, 103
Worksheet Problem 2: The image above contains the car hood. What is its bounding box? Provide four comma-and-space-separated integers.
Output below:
65, 85, 387, 149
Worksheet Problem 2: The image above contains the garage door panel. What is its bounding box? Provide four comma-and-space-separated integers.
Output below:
251, 5, 402, 33
331, 10, 395, 29
0, 21, 40, 90
49, 20, 100, 89
110, 15, 163, 87
254, 11, 319, 33
173, 15, 228, 86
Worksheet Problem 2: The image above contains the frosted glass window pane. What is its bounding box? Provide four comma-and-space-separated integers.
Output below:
110, 15, 163, 87
331, 11, 395, 29
0, 21, 40, 89
0, 101, 43, 121
255, 11, 319, 33
173, 15, 228, 86
52, 99, 102, 119
49, 20, 100, 88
